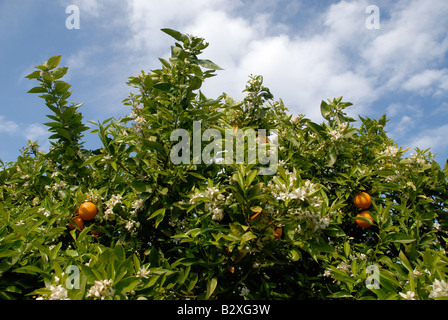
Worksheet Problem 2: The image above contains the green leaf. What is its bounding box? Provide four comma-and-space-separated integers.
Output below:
161, 28, 188, 42
54, 128, 71, 140
324, 225, 346, 237
327, 291, 353, 298
143, 140, 165, 154
320, 100, 331, 120
443, 159, 448, 176
289, 248, 302, 262
0, 250, 18, 258
245, 169, 258, 187
186, 172, 206, 180
188, 76, 203, 90
148, 248, 160, 267
114, 244, 125, 260
80, 154, 104, 168
52, 67, 69, 79
47, 55, 62, 70
149, 208, 166, 228
144, 75, 154, 89
159, 58, 172, 69
386, 233, 416, 244
171, 46, 190, 62
327, 148, 337, 167
206, 277, 218, 299
153, 82, 177, 93
199, 98, 221, 107
28, 86, 47, 94
343, 241, 351, 257
307, 122, 325, 138
131, 181, 150, 193
250, 206, 263, 213
398, 251, 413, 272
155, 214, 164, 229
43, 122, 63, 129
187, 273, 199, 293
311, 240, 335, 253
116, 277, 140, 292
5, 286, 22, 294
13, 265, 43, 275
241, 231, 257, 243
61, 106, 76, 123
149, 208, 166, 220
197, 59, 223, 70
25, 70, 42, 80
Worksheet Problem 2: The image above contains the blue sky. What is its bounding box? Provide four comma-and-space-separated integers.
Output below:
1, 0, 447, 165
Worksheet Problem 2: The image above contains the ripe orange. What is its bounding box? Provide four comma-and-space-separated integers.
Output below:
273, 227, 283, 239
69, 216, 84, 231
257, 134, 270, 144
356, 211, 373, 228
78, 201, 97, 221
91, 225, 103, 237
354, 192, 371, 209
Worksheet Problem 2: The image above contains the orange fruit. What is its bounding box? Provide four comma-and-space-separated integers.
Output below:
273, 227, 283, 239
354, 192, 371, 209
69, 216, 84, 231
356, 211, 373, 228
91, 225, 103, 237
257, 134, 270, 144
78, 201, 97, 221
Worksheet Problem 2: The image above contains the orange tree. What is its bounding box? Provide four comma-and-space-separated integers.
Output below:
0, 29, 447, 300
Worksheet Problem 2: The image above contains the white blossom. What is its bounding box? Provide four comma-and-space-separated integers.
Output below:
329, 129, 344, 142
137, 266, 151, 279
380, 146, 399, 158
211, 207, 224, 221
429, 279, 448, 298
36, 284, 69, 300
399, 291, 416, 300
336, 261, 351, 273
86, 279, 115, 300
239, 286, 250, 297
205, 186, 220, 200
132, 199, 144, 211
322, 270, 332, 277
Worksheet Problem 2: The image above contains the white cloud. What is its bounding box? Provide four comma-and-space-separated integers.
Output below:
24, 123, 51, 152
0, 116, 19, 134
403, 69, 448, 95
362, 0, 448, 89
0, 115, 49, 146
408, 124, 448, 154
125, 0, 233, 53
387, 103, 423, 120
57, 0, 448, 161
60, 0, 101, 18
68, 0, 447, 122
122, 0, 377, 120
24, 123, 48, 142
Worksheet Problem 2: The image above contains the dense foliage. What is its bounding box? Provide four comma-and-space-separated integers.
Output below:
0, 29, 447, 300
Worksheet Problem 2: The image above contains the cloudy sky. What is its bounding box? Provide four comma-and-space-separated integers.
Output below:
1, 0, 447, 165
